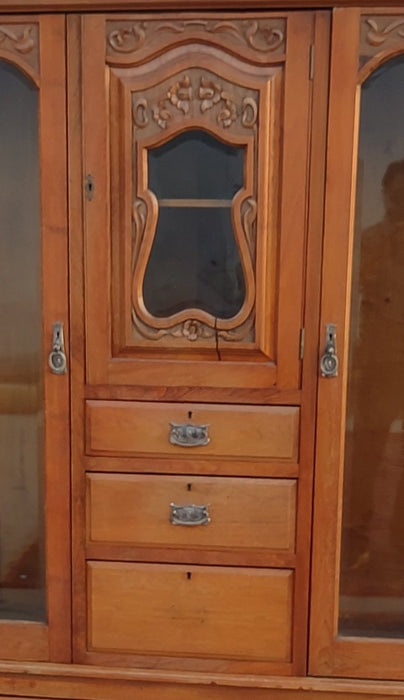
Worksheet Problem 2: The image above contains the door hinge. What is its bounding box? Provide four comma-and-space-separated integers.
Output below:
299, 328, 305, 360
85, 173, 94, 201
309, 44, 314, 80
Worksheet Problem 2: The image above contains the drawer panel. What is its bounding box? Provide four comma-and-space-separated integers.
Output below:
86, 401, 299, 461
87, 562, 293, 662
87, 474, 297, 554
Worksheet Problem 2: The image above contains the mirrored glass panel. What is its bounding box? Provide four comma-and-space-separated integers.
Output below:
0, 62, 45, 621
144, 130, 245, 319
339, 55, 404, 638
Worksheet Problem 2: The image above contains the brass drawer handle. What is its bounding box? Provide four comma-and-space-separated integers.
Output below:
170, 503, 211, 526
169, 422, 210, 447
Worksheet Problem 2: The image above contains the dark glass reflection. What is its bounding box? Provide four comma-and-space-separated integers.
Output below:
339, 55, 404, 638
143, 207, 245, 318
148, 130, 244, 200
0, 62, 45, 621
144, 130, 246, 319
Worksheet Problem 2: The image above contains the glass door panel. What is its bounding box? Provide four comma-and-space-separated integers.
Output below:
340, 54, 404, 639
0, 15, 70, 663
0, 61, 45, 623
144, 130, 245, 320
310, 9, 404, 680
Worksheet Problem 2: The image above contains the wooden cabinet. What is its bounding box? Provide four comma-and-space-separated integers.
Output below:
2, 3, 404, 700
71, 10, 316, 676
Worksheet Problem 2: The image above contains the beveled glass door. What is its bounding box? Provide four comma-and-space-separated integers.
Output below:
0, 16, 70, 662
311, 7, 404, 680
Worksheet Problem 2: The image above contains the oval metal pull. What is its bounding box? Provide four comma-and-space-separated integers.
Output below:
320, 323, 338, 378
48, 322, 67, 375
169, 422, 210, 447
170, 503, 210, 526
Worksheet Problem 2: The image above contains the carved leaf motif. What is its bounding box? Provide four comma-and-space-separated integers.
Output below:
132, 198, 147, 268
242, 198, 258, 259
108, 22, 146, 53
217, 92, 238, 128
199, 77, 222, 112
197, 78, 238, 128
365, 17, 404, 47
244, 21, 284, 52
167, 75, 193, 114
152, 75, 193, 129
241, 97, 258, 128
133, 98, 149, 128
218, 312, 255, 342
0, 25, 34, 54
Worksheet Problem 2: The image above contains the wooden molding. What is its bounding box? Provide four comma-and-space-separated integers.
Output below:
0, 1, 403, 10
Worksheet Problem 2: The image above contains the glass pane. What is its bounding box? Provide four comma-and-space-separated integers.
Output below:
144, 130, 246, 319
339, 55, 404, 638
143, 207, 245, 318
148, 130, 244, 200
0, 62, 45, 621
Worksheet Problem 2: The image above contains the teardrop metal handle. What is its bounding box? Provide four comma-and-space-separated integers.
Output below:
169, 422, 210, 447
48, 322, 67, 375
170, 503, 210, 526
320, 323, 338, 377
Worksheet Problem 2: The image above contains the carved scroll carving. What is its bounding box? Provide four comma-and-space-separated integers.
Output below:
365, 17, 404, 47
360, 16, 404, 71
0, 24, 39, 76
132, 72, 258, 133
132, 198, 147, 268
132, 313, 216, 342
106, 18, 286, 65
242, 197, 258, 259
108, 22, 146, 53
0, 25, 34, 53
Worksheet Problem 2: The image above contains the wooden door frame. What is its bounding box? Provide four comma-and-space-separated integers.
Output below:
0, 15, 70, 663
310, 6, 404, 680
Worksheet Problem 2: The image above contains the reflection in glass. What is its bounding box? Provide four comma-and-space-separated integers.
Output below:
339, 55, 404, 638
148, 130, 244, 200
0, 62, 45, 621
144, 130, 246, 319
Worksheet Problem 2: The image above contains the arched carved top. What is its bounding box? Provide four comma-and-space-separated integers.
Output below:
0, 23, 39, 80
129, 67, 259, 346
360, 15, 404, 74
106, 17, 286, 67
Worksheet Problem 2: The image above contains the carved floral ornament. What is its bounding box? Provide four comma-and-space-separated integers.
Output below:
107, 18, 285, 59
133, 74, 258, 131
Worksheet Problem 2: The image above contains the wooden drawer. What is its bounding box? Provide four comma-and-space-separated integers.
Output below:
86, 401, 299, 462
87, 562, 293, 663
86, 474, 297, 562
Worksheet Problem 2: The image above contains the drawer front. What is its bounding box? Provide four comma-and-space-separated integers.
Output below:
86, 401, 299, 461
87, 562, 293, 663
87, 474, 297, 554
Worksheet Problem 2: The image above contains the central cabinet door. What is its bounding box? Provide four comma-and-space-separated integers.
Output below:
74, 10, 318, 677
81, 12, 313, 400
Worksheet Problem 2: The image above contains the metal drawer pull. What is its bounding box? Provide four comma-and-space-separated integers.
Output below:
169, 422, 210, 447
170, 503, 210, 526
